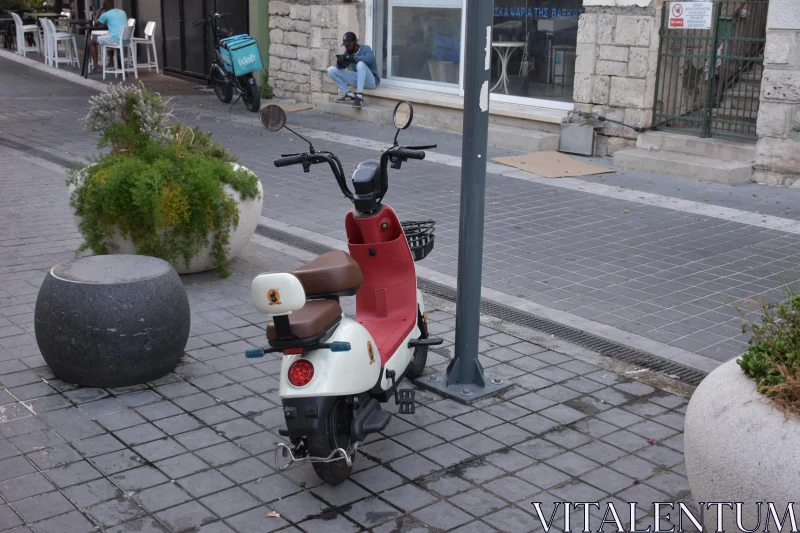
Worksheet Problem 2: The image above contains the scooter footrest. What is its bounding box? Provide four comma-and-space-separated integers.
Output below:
398, 389, 415, 401
397, 389, 415, 415
399, 402, 415, 414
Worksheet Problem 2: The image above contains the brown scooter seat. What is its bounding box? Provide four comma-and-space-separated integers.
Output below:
267, 299, 342, 342
292, 251, 363, 298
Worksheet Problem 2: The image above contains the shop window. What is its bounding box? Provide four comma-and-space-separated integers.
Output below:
491, 0, 582, 102
374, 0, 463, 88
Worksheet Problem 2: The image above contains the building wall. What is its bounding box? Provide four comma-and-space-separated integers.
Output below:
268, 0, 364, 104
755, 0, 800, 185
573, 0, 662, 156
250, 0, 271, 75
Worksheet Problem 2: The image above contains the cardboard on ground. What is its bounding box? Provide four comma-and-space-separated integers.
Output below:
493, 151, 616, 178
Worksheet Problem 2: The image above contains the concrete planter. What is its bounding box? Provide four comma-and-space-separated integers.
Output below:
35, 255, 190, 388
70, 164, 263, 275
684, 358, 800, 530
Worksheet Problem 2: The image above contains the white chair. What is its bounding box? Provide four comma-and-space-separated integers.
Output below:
10, 12, 40, 57
42, 18, 79, 69
127, 18, 135, 27
101, 25, 137, 80
133, 21, 158, 73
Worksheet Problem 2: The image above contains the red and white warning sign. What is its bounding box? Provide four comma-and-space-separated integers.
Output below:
669, 2, 713, 29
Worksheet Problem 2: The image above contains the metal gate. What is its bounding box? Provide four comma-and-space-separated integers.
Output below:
652, 0, 768, 139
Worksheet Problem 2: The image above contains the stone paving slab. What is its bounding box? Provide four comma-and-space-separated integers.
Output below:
0, 140, 702, 532
4, 58, 796, 366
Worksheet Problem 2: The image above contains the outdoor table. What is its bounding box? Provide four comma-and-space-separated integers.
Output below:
490, 41, 526, 95
67, 19, 91, 34
79, 23, 107, 78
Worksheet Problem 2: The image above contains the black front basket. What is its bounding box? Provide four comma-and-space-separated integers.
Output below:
401, 220, 435, 262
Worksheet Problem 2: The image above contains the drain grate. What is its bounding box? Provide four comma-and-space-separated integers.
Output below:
256, 225, 709, 387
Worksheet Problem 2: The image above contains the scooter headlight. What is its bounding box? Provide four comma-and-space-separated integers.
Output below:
288, 359, 314, 387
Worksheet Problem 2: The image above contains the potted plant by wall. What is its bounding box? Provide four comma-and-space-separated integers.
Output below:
684, 290, 799, 531
68, 83, 263, 277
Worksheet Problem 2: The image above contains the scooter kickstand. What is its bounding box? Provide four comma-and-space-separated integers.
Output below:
385, 370, 416, 415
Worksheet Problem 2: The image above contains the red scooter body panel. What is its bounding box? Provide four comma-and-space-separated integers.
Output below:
345, 206, 417, 366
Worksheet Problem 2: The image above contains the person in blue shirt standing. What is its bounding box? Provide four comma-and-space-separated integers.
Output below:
89, 0, 129, 74
327, 32, 380, 109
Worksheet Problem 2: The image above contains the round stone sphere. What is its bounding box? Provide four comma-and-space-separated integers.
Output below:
34, 255, 190, 388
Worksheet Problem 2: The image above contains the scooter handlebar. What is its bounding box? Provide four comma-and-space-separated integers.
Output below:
396, 148, 425, 160
406, 144, 437, 150
274, 155, 304, 168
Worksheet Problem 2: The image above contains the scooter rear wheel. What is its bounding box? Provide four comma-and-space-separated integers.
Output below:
211, 70, 232, 103
309, 397, 354, 485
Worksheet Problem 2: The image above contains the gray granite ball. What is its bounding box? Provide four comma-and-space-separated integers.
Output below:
34, 255, 190, 388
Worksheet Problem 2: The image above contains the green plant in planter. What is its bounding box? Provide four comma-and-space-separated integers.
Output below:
737, 289, 800, 418
67, 84, 260, 278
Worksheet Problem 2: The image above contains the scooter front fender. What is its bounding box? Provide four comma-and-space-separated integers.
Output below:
279, 317, 381, 398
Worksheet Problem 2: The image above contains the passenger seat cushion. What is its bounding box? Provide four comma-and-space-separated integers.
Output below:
266, 299, 343, 342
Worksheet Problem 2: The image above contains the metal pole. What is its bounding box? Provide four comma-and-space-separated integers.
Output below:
447, 0, 493, 390
415, 0, 510, 402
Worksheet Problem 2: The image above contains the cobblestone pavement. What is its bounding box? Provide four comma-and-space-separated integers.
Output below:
0, 139, 697, 533
3, 57, 799, 367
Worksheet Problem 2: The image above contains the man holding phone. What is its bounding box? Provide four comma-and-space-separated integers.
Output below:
327, 32, 380, 109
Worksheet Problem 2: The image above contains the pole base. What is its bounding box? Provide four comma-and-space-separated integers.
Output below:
414, 372, 514, 404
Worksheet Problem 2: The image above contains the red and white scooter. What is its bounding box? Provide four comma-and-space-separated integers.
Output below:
245, 102, 443, 485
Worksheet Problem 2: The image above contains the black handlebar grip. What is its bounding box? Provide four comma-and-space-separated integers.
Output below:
274, 155, 304, 168
193, 19, 203, 26
399, 149, 425, 160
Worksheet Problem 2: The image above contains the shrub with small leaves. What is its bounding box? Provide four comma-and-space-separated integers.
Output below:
737, 290, 800, 418
69, 85, 260, 277
80, 83, 172, 154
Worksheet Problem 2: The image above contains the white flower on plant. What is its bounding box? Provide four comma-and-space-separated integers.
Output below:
80, 82, 172, 146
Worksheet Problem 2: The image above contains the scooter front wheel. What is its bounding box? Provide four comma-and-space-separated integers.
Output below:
406, 310, 429, 379
309, 397, 355, 485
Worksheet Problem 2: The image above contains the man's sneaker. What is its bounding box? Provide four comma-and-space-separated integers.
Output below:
352, 95, 363, 108
336, 93, 355, 104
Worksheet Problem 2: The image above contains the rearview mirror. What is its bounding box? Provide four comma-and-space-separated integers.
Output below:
260, 105, 286, 132
393, 101, 413, 130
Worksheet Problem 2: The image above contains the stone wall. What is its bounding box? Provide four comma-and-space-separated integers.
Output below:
754, 0, 800, 186
573, 1, 662, 156
268, 1, 363, 104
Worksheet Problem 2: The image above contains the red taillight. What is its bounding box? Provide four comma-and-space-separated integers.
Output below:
288, 359, 314, 387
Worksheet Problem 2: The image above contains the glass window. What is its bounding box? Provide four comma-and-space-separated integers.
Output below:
374, 0, 463, 87
491, 0, 583, 102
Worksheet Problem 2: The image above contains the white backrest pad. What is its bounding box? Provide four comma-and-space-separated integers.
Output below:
252, 273, 306, 316
120, 24, 134, 42
144, 21, 156, 37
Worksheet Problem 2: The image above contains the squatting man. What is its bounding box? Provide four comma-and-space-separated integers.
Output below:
327, 32, 381, 109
